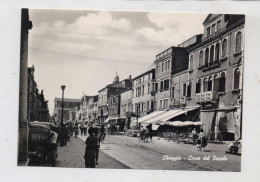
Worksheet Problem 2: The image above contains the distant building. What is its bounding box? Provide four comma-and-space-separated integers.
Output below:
53, 98, 81, 123
132, 69, 155, 117
98, 73, 132, 123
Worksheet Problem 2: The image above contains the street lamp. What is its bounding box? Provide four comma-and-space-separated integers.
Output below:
61, 85, 66, 125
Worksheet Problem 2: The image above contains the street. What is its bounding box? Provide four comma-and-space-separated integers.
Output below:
55, 136, 129, 169
27, 133, 241, 171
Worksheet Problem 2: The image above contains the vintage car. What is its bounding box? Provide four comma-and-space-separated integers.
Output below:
28, 123, 57, 166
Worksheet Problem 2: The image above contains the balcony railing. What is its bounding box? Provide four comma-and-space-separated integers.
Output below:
196, 91, 218, 103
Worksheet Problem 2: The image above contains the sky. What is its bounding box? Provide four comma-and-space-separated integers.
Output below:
28, 9, 207, 114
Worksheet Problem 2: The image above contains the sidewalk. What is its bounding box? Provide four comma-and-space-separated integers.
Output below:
55, 136, 129, 169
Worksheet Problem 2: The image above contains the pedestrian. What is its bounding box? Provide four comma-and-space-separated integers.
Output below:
192, 128, 197, 145
80, 124, 83, 136
84, 127, 98, 168
146, 123, 153, 142
94, 127, 100, 165
83, 123, 87, 135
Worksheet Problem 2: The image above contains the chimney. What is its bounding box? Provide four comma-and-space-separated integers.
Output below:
129, 75, 132, 80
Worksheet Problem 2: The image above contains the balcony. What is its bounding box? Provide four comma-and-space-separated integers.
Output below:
196, 91, 218, 103
202, 61, 220, 72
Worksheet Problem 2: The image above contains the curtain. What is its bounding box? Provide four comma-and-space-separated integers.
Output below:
200, 111, 215, 137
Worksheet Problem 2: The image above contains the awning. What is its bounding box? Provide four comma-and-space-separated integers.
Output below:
131, 111, 166, 124
143, 110, 186, 125
104, 117, 119, 123
160, 108, 199, 122
168, 121, 203, 127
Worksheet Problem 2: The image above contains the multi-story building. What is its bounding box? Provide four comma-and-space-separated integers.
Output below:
53, 98, 81, 123
27, 65, 49, 122
182, 14, 245, 140
120, 88, 134, 129
98, 73, 132, 123
132, 69, 155, 117
87, 95, 99, 123
154, 47, 189, 110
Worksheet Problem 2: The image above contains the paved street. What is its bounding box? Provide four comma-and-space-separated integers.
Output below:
55, 136, 129, 169
78, 134, 241, 171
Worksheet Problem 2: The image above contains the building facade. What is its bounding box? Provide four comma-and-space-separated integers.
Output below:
53, 98, 81, 123
98, 73, 132, 123
132, 69, 155, 117
27, 65, 49, 122
183, 14, 245, 140
154, 47, 189, 110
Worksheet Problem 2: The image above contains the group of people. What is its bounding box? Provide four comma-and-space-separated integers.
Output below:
139, 123, 153, 142
84, 124, 106, 168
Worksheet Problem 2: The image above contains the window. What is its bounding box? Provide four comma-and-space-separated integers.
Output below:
212, 24, 216, 33
236, 31, 242, 52
187, 82, 192, 98
213, 75, 220, 92
199, 51, 203, 66
148, 83, 150, 93
222, 39, 227, 57
160, 81, 164, 91
147, 101, 150, 111
189, 55, 193, 70
210, 45, 214, 64
215, 43, 220, 62
233, 68, 240, 89
155, 83, 158, 91
203, 78, 208, 92
217, 20, 221, 30
205, 48, 209, 65
165, 62, 167, 71
171, 87, 175, 98
207, 27, 210, 36
156, 66, 158, 74
196, 79, 201, 93
182, 83, 187, 96
163, 99, 168, 109
142, 85, 144, 95
219, 72, 226, 92
208, 76, 213, 91
164, 79, 169, 90
162, 63, 164, 72
160, 100, 163, 110
154, 101, 157, 109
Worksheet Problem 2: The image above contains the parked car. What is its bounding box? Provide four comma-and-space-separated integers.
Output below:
29, 121, 57, 131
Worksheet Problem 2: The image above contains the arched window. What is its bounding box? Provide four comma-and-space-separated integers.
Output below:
199, 51, 203, 66
205, 48, 209, 65
234, 68, 240, 89
213, 74, 219, 92
203, 78, 208, 92
208, 76, 213, 91
215, 43, 220, 62
210, 45, 214, 64
189, 55, 193, 70
219, 72, 226, 92
196, 79, 201, 93
236, 31, 242, 52
222, 39, 227, 57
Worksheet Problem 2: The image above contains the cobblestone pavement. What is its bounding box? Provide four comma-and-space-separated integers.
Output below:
55, 136, 129, 169
78, 134, 241, 171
